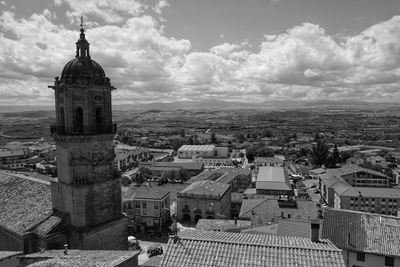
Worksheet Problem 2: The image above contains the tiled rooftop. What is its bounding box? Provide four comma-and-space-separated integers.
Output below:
196, 219, 251, 231
0, 172, 53, 235
216, 169, 251, 184
239, 199, 318, 224
20, 250, 139, 267
178, 180, 230, 198
124, 184, 170, 201
0, 251, 23, 260
322, 208, 400, 257
340, 186, 400, 198
33, 213, 63, 237
256, 167, 292, 191
178, 145, 216, 152
254, 157, 284, 163
187, 168, 231, 184
160, 230, 345, 267
329, 164, 387, 178
277, 220, 311, 239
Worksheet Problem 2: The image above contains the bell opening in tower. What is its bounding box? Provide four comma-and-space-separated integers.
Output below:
74, 107, 83, 134
95, 107, 104, 133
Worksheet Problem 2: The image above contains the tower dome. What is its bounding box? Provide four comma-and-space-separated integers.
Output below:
59, 21, 109, 86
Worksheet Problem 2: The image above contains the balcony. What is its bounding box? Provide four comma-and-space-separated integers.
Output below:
50, 125, 65, 135
206, 210, 215, 215
182, 207, 190, 213
50, 123, 117, 136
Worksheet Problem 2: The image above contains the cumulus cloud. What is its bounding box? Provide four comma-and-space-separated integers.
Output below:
1, 6, 400, 105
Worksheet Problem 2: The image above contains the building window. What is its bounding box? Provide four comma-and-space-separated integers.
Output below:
385, 256, 394, 267
142, 202, 147, 209
356, 252, 365, 262
135, 202, 140, 208
154, 203, 159, 209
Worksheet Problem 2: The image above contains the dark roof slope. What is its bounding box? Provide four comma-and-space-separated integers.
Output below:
124, 185, 170, 200
20, 250, 139, 267
0, 172, 52, 236
160, 230, 345, 267
178, 180, 230, 198
322, 208, 400, 257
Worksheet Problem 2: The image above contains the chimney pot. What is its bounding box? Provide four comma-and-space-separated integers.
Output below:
311, 222, 320, 242
64, 244, 68, 255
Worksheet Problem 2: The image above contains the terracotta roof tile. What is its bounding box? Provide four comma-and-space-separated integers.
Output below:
0, 172, 52, 235
33, 213, 64, 237
161, 230, 345, 267
322, 208, 400, 257
21, 250, 139, 267
179, 180, 230, 198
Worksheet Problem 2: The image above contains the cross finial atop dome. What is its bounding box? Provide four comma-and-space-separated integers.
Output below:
80, 15, 84, 30
75, 16, 90, 59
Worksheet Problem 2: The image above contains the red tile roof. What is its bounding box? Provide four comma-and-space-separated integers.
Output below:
124, 184, 170, 200
0, 172, 52, 236
322, 208, 400, 257
239, 198, 318, 224
178, 180, 230, 198
161, 230, 345, 267
20, 250, 139, 267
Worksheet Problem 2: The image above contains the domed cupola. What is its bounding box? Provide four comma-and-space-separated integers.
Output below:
58, 19, 110, 86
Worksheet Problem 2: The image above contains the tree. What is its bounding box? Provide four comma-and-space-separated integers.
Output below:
180, 129, 185, 138
137, 167, 152, 184
314, 132, 321, 142
210, 132, 217, 144
170, 137, 185, 151
333, 144, 339, 163
339, 151, 352, 163
325, 155, 336, 168
311, 140, 329, 167
260, 130, 273, 138
234, 133, 246, 143
245, 145, 274, 163
177, 169, 189, 182
121, 176, 131, 186
300, 148, 309, 157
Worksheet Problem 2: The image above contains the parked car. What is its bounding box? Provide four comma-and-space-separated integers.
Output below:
147, 245, 163, 257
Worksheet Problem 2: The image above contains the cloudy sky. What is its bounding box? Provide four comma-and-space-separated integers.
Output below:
1, 0, 400, 106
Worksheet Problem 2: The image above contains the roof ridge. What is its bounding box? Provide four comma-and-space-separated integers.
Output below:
5, 172, 50, 185
179, 233, 341, 252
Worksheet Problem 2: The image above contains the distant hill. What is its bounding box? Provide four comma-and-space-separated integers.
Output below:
0, 100, 397, 113
113, 100, 398, 111
2, 110, 54, 118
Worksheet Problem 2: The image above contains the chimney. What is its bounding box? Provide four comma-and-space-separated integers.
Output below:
311, 222, 320, 242
63, 244, 68, 255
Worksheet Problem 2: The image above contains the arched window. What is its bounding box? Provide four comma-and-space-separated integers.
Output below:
59, 107, 65, 131
95, 108, 103, 133
74, 107, 83, 133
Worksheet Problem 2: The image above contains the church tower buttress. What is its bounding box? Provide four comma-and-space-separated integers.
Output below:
49, 20, 127, 250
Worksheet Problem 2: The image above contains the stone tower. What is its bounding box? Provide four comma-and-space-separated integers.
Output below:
49, 22, 127, 250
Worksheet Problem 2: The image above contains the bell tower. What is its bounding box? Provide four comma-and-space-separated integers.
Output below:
49, 19, 127, 250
